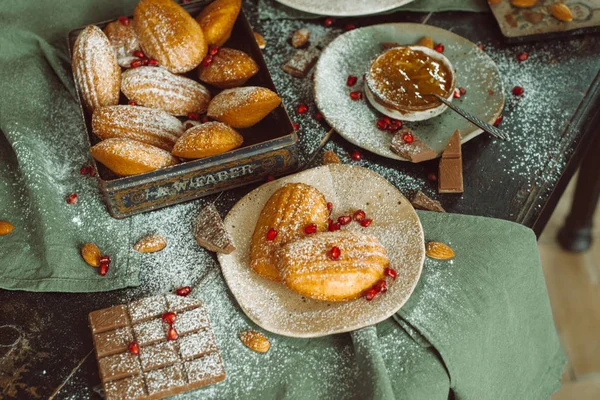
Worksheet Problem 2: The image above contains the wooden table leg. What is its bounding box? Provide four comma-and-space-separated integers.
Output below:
558, 131, 600, 252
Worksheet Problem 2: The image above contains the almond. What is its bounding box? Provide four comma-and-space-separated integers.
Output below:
550, 3, 573, 21
323, 150, 341, 165
510, 0, 538, 7
239, 330, 270, 353
254, 32, 266, 49
416, 36, 434, 49
425, 241, 455, 260
81, 243, 101, 267
134, 233, 167, 253
0, 220, 14, 236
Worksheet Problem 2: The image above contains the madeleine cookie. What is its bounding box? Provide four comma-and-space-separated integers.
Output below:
103, 19, 140, 68
91, 138, 179, 177
278, 231, 389, 302
195, 0, 241, 46
198, 48, 259, 89
72, 25, 121, 114
121, 66, 211, 116
172, 122, 243, 159
249, 183, 329, 281
92, 106, 184, 151
134, 0, 207, 73
207, 86, 281, 128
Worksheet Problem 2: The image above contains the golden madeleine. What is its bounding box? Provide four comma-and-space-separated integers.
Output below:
196, 0, 242, 46
249, 183, 329, 281
278, 231, 389, 302
72, 25, 120, 114
134, 0, 207, 73
207, 86, 281, 128
198, 48, 259, 89
90, 138, 179, 177
103, 19, 140, 68
172, 122, 243, 159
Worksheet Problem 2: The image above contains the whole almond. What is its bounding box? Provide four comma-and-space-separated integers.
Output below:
425, 241, 455, 260
323, 150, 341, 165
81, 243, 101, 267
254, 32, 266, 49
416, 36, 434, 49
134, 233, 167, 253
550, 3, 573, 21
0, 220, 14, 236
291, 28, 310, 48
239, 330, 270, 353
510, 0, 538, 7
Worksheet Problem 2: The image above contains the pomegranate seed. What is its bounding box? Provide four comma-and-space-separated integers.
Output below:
89, 168, 96, 177
297, 103, 308, 114
311, 73, 314, 80
434, 43, 444, 53
328, 222, 341, 232
459, 87, 467, 96
162, 312, 176, 324
99, 263, 109, 276
360, 218, 373, 227
384, 267, 398, 280
324, 17, 335, 27
315, 112, 323, 121
266, 228, 278, 241
327, 202, 333, 214
80, 166, 91, 175
175, 286, 191, 297
130, 59, 142, 68
304, 224, 318, 234
208, 46, 219, 56
512, 86, 524, 96
346, 75, 358, 86
142, 58, 149, 66
128, 100, 137, 106
338, 216, 352, 225
202, 55, 213, 67
292, 122, 300, 130
167, 327, 179, 341
386, 123, 400, 133
128, 342, 139, 354
374, 279, 387, 293
427, 172, 438, 182
266, 175, 275, 182
353, 210, 366, 221
365, 288, 378, 301
118, 16, 130, 26
188, 112, 200, 121
488, 89, 495, 95
328, 246, 341, 260
376, 119, 388, 130
148, 59, 159, 66
494, 115, 503, 127
453, 88, 461, 99
344, 24, 356, 31
99, 255, 111, 264
402, 132, 414, 144
477, 44, 485, 51
133, 50, 145, 59
391, 119, 402, 128
349, 91, 362, 100
516, 52, 529, 62
382, 117, 391, 124
66, 193, 78, 204
351, 150, 362, 161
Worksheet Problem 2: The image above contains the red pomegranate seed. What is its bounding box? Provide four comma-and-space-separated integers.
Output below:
351, 150, 362, 161
477, 44, 485, 51
488, 89, 495, 95
328, 246, 341, 260
128, 100, 137, 106
315, 112, 323, 121
133, 50, 145, 59
376, 119, 388, 130
202, 55, 213, 67
516, 52, 529, 62
128, 341, 139, 354
453, 88, 461, 99
208, 46, 219, 56
494, 115, 503, 126
384, 267, 397, 280
360, 218, 373, 227
167, 327, 179, 341
266, 228, 278, 241
386, 123, 400, 133
353, 210, 366, 221
99, 263, 109, 276
80, 166, 91, 175
130, 59, 143, 68
346, 75, 358, 86
66, 193, 78, 204
292, 122, 300, 130
344, 24, 356, 31
402, 132, 414, 144
338, 216, 352, 225
142, 58, 150, 66
328, 222, 341, 232
382, 117, 391, 124
297, 103, 308, 114
427, 172, 438, 182
349, 91, 362, 100
118, 16, 130, 26
374, 279, 387, 293
148, 59, 159, 66
365, 288, 378, 301
201, 115, 210, 123
324, 17, 335, 27
512, 86, 524, 96
304, 224, 318, 234
99, 255, 111, 264
175, 286, 191, 297
327, 202, 333, 214
391, 119, 402, 128
434, 43, 444, 53
162, 312, 177, 324
89, 168, 96, 177
459, 87, 467, 96
188, 112, 200, 121
266, 175, 275, 182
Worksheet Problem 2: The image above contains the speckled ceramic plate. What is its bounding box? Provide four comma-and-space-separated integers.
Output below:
314, 23, 505, 161
274, 0, 414, 17
217, 164, 425, 338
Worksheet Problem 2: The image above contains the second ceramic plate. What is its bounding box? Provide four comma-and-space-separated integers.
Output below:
275, 0, 414, 17
314, 23, 505, 161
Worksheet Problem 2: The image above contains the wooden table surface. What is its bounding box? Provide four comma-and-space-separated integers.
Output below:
2, 2, 600, 398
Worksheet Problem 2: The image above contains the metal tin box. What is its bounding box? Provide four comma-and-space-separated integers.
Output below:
68, 1, 298, 218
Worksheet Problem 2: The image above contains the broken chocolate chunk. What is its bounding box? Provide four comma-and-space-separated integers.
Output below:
282, 48, 320, 78
390, 128, 437, 163
438, 130, 464, 194
291, 28, 310, 48
195, 203, 236, 254
411, 191, 446, 213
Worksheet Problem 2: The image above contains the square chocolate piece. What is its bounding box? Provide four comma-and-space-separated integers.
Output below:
128, 295, 167, 323
94, 326, 134, 358
139, 341, 179, 372
166, 294, 202, 313
185, 353, 226, 384
104, 375, 147, 400
173, 307, 210, 336
89, 305, 129, 334
98, 352, 141, 382
145, 363, 187, 397
133, 318, 166, 346
179, 330, 218, 360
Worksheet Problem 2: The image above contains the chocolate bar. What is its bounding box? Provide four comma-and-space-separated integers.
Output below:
195, 203, 236, 254
390, 128, 437, 163
282, 48, 320, 78
411, 191, 446, 213
89, 294, 225, 400
438, 130, 464, 194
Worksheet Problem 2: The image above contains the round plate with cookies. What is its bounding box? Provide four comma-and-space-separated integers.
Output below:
218, 164, 425, 338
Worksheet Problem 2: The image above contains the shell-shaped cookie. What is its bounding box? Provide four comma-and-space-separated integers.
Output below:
249, 183, 329, 281
207, 86, 281, 128
90, 138, 179, 177
195, 0, 242, 46
92, 106, 184, 151
134, 0, 207, 73
279, 231, 389, 302
103, 19, 141, 68
121, 67, 211, 116
72, 25, 120, 114
172, 122, 243, 159
198, 48, 259, 89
